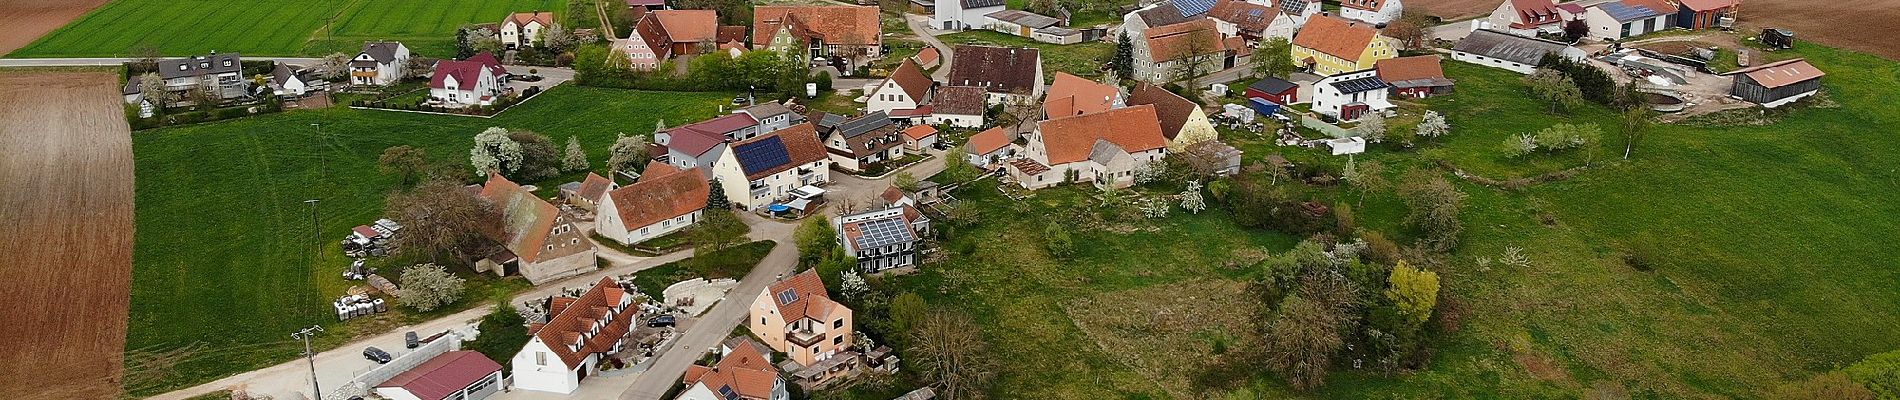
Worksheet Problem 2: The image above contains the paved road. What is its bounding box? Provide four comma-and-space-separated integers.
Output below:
905, 14, 957, 81
0, 57, 323, 68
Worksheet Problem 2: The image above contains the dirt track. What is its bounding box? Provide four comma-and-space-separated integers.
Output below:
0, 0, 112, 55
0, 72, 135, 399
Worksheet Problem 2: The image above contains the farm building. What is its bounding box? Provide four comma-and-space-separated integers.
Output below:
924, 85, 987, 127
1205, 0, 1297, 43
473, 173, 597, 284
1584, 0, 1677, 41
558, 172, 616, 212
867, 59, 936, 118
1126, 82, 1217, 150
596, 163, 710, 246
1451, 29, 1585, 74
1723, 58, 1823, 108
372, 351, 503, 400
934, 0, 1006, 30
1375, 55, 1453, 98
752, 6, 883, 69
1043, 72, 1124, 118
1246, 76, 1299, 105
1011, 105, 1170, 190
1484, 0, 1583, 37
1137, 19, 1226, 83
1675, 0, 1738, 30
947, 45, 1043, 105
965, 127, 1016, 170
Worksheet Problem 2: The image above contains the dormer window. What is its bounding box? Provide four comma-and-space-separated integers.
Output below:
222, 60, 232, 67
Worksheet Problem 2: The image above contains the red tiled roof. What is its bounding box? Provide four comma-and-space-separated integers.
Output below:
718, 25, 749, 45
576, 172, 614, 202
1125, 83, 1199, 141
507, 11, 556, 28
429, 52, 503, 90
967, 127, 1010, 155
915, 47, 941, 65
1508, 0, 1563, 28
1044, 72, 1120, 117
1292, 15, 1379, 61
654, 10, 719, 42
901, 124, 939, 141
1374, 55, 1446, 82
375, 351, 502, 400
753, 6, 881, 46
1036, 104, 1168, 165
1339, 0, 1385, 12
886, 58, 935, 103
881, 186, 907, 203
929, 85, 988, 116
682, 343, 780, 399
767, 270, 841, 323
1145, 19, 1224, 63
1678, 0, 1737, 11
533, 278, 637, 369
1728, 58, 1824, 89
605, 164, 709, 232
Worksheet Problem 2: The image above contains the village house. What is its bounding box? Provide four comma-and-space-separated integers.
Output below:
559, 172, 616, 212
1675, 0, 1738, 30
711, 124, 833, 210
946, 45, 1044, 105
923, 85, 988, 127
500, 11, 556, 49
836, 206, 930, 273
1312, 69, 1394, 121
268, 64, 309, 97
983, 10, 1080, 44
1375, 55, 1454, 98
1205, 0, 1296, 44
1723, 58, 1823, 108
676, 339, 789, 400
1451, 29, 1586, 74
1122, 0, 1212, 45
736, 103, 802, 134
750, 270, 855, 367
866, 59, 936, 118
1009, 105, 1170, 190
964, 126, 1016, 170
474, 173, 598, 284
429, 52, 507, 106
1127, 82, 1217, 150
635, 10, 720, 62
1246, 76, 1300, 105
1043, 72, 1124, 119
915, 47, 942, 69
1136, 19, 1225, 83
1340, 0, 1403, 25
659, 127, 732, 179
1483, 0, 1583, 37
752, 6, 883, 69
373, 351, 504, 400
351, 41, 411, 86
1292, 15, 1396, 75
512, 277, 639, 394
616, 8, 663, 70
1277, 0, 1325, 25
933, 0, 1005, 30
1584, 0, 1677, 41
901, 125, 940, 154
820, 112, 907, 172
596, 163, 711, 246
132, 52, 249, 105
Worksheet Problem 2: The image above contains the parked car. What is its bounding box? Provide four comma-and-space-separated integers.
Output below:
731, 96, 747, 106
646, 314, 677, 328
404, 331, 419, 349
363, 346, 393, 364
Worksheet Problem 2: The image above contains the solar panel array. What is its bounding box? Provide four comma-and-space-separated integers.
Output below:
777, 288, 799, 305
718, 385, 741, 400
1598, 2, 1662, 21
1330, 76, 1389, 94
1173, 0, 1217, 17
734, 136, 791, 175
851, 217, 917, 250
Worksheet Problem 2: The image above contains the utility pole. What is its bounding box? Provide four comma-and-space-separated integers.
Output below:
291, 325, 325, 400
304, 199, 321, 241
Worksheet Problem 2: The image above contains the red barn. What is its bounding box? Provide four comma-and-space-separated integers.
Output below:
1246, 77, 1298, 105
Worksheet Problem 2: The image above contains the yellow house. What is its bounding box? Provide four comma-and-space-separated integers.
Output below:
1291, 15, 1398, 75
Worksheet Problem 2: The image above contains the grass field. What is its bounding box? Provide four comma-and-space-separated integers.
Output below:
10, 0, 565, 58
884, 39, 1900, 398
124, 86, 733, 396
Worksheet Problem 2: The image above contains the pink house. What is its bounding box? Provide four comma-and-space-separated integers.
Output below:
749, 270, 854, 367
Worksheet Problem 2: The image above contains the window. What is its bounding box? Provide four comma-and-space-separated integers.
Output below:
834, 319, 844, 328
536, 352, 547, 366
834, 335, 844, 345
760, 317, 767, 325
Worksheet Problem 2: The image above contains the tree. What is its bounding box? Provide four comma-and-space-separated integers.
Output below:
1342, 160, 1387, 207
735, 50, 788, 91
889, 291, 928, 334
1113, 32, 1135, 80
1416, 111, 1450, 143
1252, 37, 1296, 79
838, 269, 869, 299
689, 210, 747, 253
795, 216, 837, 267
467, 27, 503, 56
1524, 69, 1583, 114
1384, 11, 1434, 51
136, 72, 172, 110
607, 133, 650, 174
386, 179, 505, 263
185, 86, 216, 110
1354, 113, 1388, 143
1043, 223, 1075, 260
508, 130, 561, 181
470, 127, 523, 177
1845, 348, 1900, 399
1264, 270, 1360, 390
1180, 180, 1207, 214
562, 136, 590, 172
542, 23, 574, 52
1026, 0, 1061, 16
910, 310, 996, 400
1620, 107, 1651, 160
1171, 35, 1220, 99
1384, 261, 1439, 331
941, 149, 978, 183
706, 178, 731, 209
397, 263, 467, 312
467, 300, 530, 363
1503, 133, 1539, 158
893, 172, 920, 191
1397, 169, 1468, 252
378, 145, 429, 186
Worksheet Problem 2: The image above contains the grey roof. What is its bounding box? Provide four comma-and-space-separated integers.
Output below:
1249, 77, 1297, 94
837, 112, 894, 138
123, 75, 141, 95
987, 10, 1062, 29
846, 214, 917, 251
1036, 26, 1081, 36
1136, 2, 1201, 27
156, 53, 243, 80
739, 102, 795, 118
961, 0, 1005, 8
1385, 77, 1456, 88
814, 112, 849, 130
360, 41, 404, 63
1088, 139, 1127, 164
271, 63, 297, 86
1595, 2, 1667, 22
1453, 29, 1574, 66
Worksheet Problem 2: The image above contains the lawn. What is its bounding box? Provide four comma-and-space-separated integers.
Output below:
10, 0, 565, 58
880, 39, 1900, 399
628, 241, 777, 297
123, 85, 733, 396
938, 30, 1114, 80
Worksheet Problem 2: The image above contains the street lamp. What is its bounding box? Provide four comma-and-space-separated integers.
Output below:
291, 325, 325, 399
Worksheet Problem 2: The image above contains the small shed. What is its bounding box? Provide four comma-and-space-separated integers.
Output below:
1246, 77, 1298, 105
1248, 97, 1281, 116
1761, 28, 1795, 50
1723, 58, 1824, 108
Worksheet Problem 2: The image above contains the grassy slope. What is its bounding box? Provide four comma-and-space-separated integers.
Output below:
10, 0, 564, 58
903, 40, 1900, 399
125, 86, 731, 395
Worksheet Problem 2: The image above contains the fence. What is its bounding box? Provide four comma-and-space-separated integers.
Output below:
1302, 115, 1355, 139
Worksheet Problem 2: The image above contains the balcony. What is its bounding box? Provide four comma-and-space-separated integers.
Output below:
787, 327, 825, 347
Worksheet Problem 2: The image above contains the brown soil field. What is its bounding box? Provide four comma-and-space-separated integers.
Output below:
1736, 0, 1900, 61
0, 72, 135, 400
1407, 0, 1506, 20
0, 0, 113, 56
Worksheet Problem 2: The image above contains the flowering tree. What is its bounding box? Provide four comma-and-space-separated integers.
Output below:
1180, 180, 1206, 214
839, 270, 870, 300
469, 127, 523, 177
398, 263, 467, 312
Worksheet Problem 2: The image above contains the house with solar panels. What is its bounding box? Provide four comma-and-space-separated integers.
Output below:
1340, 0, 1402, 25
749, 270, 855, 368
676, 339, 789, 400
1311, 69, 1394, 121
819, 112, 907, 172
710, 124, 833, 210
835, 206, 930, 273
1121, 0, 1215, 67
1583, 0, 1677, 41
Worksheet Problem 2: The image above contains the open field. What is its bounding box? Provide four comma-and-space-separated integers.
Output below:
0, 72, 135, 399
884, 38, 1900, 398
1406, 0, 1505, 20
9, 0, 564, 58
0, 0, 112, 55
123, 86, 733, 396
1736, 0, 1900, 61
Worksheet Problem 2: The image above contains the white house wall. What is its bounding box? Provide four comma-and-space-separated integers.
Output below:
511, 339, 582, 394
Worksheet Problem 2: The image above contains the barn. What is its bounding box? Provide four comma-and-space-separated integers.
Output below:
1723, 58, 1823, 108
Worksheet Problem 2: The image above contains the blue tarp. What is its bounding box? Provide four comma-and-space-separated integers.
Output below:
1249, 97, 1281, 116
